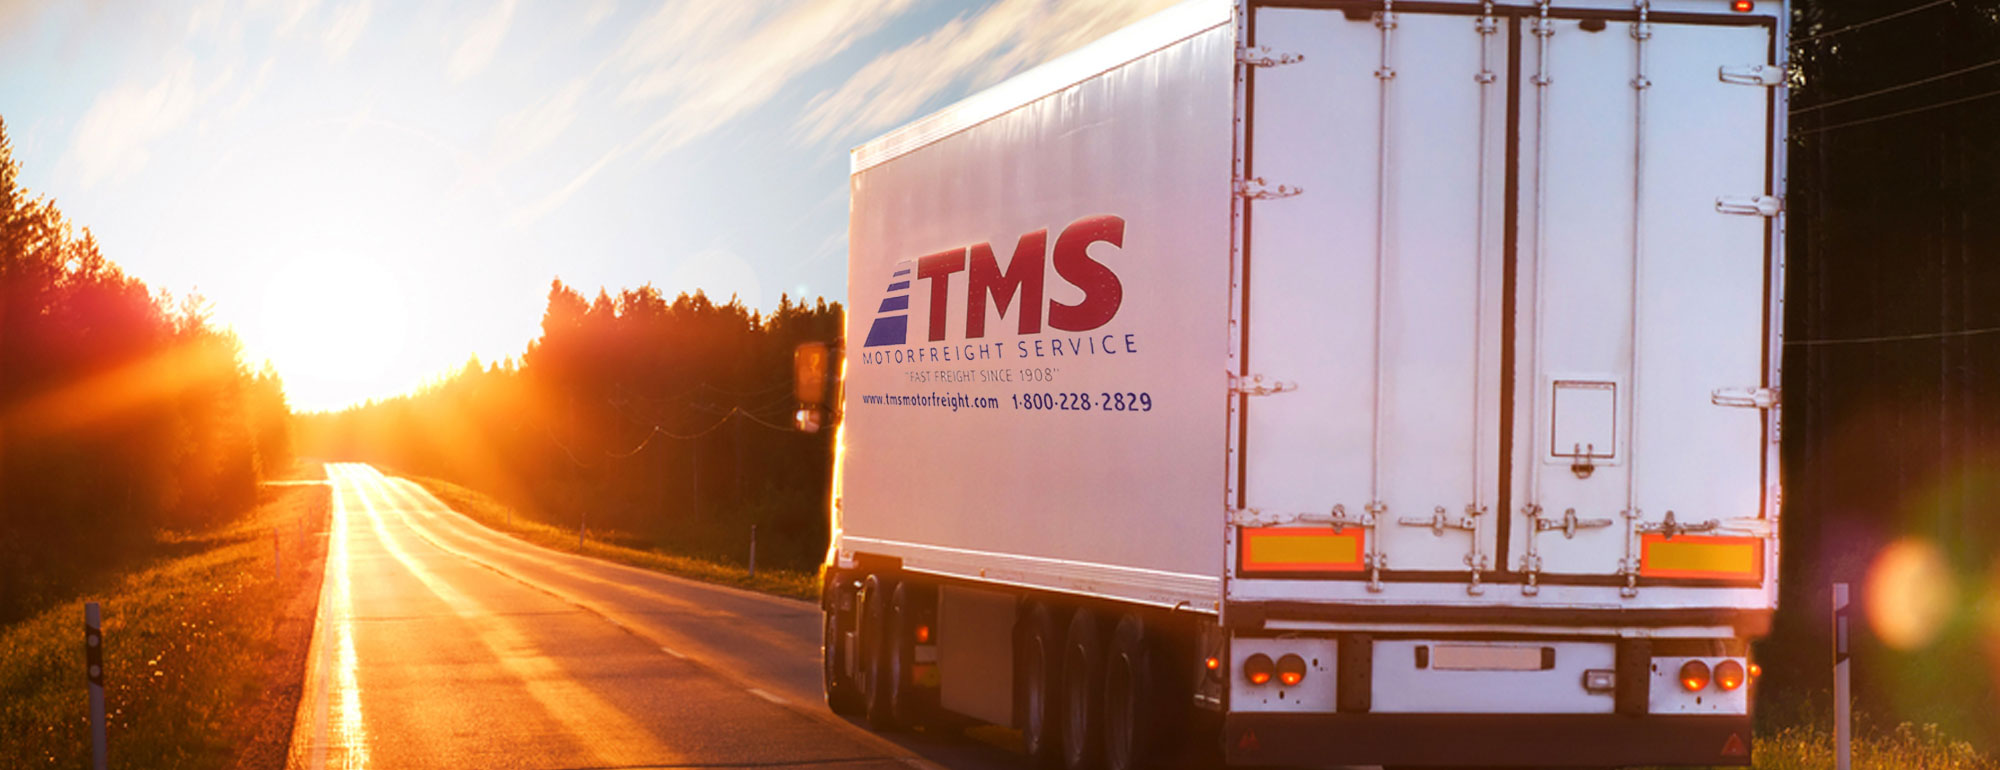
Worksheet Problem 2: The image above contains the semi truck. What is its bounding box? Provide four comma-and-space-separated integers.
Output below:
798, 0, 1788, 767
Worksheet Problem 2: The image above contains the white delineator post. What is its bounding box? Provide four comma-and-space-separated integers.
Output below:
748, 525, 758, 579
1833, 582, 1851, 770
274, 528, 283, 582
85, 602, 107, 770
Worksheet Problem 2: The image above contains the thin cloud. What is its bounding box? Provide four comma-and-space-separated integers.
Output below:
218, 58, 277, 123
488, 76, 589, 173
512, 141, 629, 227
581, 0, 616, 30
797, 0, 1178, 148
67, 58, 206, 188
448, 0, 516, 82
268, 0, 323, 37
322, 0, 371, 61
615, 0, 922, 159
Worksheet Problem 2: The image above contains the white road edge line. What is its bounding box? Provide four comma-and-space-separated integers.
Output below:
660, 646, 686, 659
747, 688, 788, 705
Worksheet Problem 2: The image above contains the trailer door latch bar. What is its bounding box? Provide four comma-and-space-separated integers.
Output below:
1635, 510, 1720, 540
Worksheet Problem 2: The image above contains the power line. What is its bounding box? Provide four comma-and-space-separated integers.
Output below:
1791, 55, 2000, 116
1787, 325, 2000, 347
1791, 83, 2000, 136
689, 402, 798, 433
1792, 0, 1954, 46
729, 407, 798, 433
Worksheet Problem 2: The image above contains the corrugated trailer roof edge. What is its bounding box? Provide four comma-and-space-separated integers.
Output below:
848, 0, 1782, 176
848, 0, 1231, 175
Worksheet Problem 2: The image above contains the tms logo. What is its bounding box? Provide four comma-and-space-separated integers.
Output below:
863, 214, 1125, 348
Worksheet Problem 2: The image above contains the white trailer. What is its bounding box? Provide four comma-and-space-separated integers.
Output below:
809, 1, 1787, 767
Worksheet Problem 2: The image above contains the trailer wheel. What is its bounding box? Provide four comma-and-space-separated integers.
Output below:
1103, 614, 1163, 770
1060, 609, 1106, 770
889, 581, 935, 728
1020, 602, 1066, 767
859, 574, 898, 730
822, 584, 863, 715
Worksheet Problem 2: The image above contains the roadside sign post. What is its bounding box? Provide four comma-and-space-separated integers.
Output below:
274, 528, 283, 582
748, 525, 758, 579
85, 602, 107, 770
1833, 582, 1851, 770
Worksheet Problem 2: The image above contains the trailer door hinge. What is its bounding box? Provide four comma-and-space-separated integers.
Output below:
1237, 45, 1304, 68
1229, 372, 1297, 397
1711, 386, 1779, 409
1715, 195, 1781, 217
1718, 63, 1785, 87
1236, 177, 1303, 200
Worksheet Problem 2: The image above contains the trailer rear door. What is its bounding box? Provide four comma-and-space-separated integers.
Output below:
1234, 4, 1777, 599
1236, 7, 1506, 586
1513, 12, 1774, 589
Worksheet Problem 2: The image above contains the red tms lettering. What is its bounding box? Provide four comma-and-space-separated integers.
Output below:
917, 248, 967, 342
915, 214, 1125, 341
966, 229, 1047, 338
1048, 214, 1124, 332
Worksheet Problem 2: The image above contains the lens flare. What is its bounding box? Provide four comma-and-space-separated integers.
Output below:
1864, 538, 1956, 650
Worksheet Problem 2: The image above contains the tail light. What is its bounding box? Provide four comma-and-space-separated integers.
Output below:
1205, 655, 1223, 672
1244, 653, 1274, 685
915, 624, 931, 644
1731, 0, 1753, 11
1679, 660, 1711, 692
1714, 660, 1746, 691
1276, 654, 1307, 686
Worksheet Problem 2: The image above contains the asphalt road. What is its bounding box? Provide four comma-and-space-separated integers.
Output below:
287, 463, 1025, 770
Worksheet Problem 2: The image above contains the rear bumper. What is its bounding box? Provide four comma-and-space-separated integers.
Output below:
1224, 712, 1753, 768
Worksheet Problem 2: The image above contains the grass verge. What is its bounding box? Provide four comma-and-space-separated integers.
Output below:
0, 472, 330, 769
1746, 714, 1998, 770
404, 474, 819, 601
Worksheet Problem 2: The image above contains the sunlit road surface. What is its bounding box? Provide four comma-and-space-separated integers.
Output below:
289, 463, 1017, 770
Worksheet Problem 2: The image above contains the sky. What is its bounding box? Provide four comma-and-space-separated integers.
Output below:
0, 0, 1177, 411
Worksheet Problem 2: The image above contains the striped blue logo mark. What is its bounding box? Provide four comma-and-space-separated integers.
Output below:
862, 261, 915, 347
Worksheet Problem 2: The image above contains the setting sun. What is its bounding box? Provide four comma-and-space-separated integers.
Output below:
255, 255, 409, 412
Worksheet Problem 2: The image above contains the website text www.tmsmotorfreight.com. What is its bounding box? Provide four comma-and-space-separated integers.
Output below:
861, 392, 1001, 411
860, 392, 1157, 412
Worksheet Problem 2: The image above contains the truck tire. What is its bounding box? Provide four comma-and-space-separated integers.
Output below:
1060, 609, 1106, 770
1020, 602, 1066, 767
860, 574, 899, 730
1103, 614, 1164, 770
889, 581, 934, 728
823, 585, 863, 715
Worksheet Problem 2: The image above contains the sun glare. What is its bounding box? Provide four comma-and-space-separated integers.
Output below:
258, 255, 409, 412
1865, 538, 1957, 651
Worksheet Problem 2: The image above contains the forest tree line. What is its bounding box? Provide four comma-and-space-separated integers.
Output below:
294, 282, 843, 571
1776, 0, 2000, 747
0, 121, 292, 624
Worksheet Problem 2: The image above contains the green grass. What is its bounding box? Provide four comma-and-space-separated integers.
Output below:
0, 480, 329, 768
1749, 719, 1998, 770
404, 474, 820, 601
